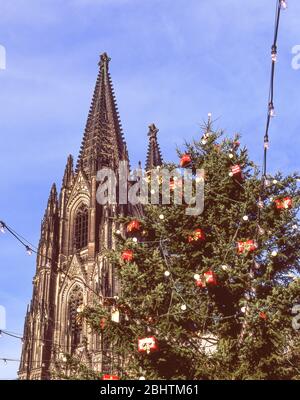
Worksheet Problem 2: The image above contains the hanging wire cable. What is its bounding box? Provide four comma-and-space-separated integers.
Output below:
0, 219, 102, 299
263, 0, 284, 179
0, 358, 20, 363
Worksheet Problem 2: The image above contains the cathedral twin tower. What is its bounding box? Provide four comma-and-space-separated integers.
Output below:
18, 53, 163, 380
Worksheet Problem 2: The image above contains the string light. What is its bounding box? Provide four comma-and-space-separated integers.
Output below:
0, 357, 21, 364
0, 220, 105, 299
25, 246, 33, 256
0, 221, 5, 234
280, 0, 287, 10
262, 0, 285, 179
268, 102, 275, 117
271, 45, 277, 62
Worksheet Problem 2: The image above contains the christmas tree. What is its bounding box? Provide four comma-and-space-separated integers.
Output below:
64, 123, 300, 380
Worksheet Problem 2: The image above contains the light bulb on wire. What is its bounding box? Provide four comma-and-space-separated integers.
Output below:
0, 222, 5, 234
280, 0, 287, 10
3, 359, 7, 366
268, 102, 275, 117
26, 246, 33, 256
271, 45, 277, 62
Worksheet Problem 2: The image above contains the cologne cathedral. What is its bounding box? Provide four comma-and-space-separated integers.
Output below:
18, 53, 163, 380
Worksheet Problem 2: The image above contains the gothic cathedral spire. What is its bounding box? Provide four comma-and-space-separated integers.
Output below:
76, 53, 127, 174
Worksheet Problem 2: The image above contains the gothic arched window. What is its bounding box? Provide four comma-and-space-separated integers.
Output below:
74, 205, 88, 250
68, 285, 83, 352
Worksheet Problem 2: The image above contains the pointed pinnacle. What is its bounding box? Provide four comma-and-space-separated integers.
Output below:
148, 123, 159, 138
99, 52, 111, 70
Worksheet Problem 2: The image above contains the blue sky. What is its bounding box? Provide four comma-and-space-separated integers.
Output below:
0, 0, 299, 379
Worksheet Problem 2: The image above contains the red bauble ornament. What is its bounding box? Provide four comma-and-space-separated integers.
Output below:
204, 270, 217, 286
102, 374, 119, 380
274, 197, 293, 210
188, 229, 205, 243
230, 164, 244, 181
121, 250, 134, 262
195, 279, 205, 288
196, 271, 217, 287
99, 318, 106, 330
237, 240, 258, 254
138, 336, 159, 354
126, 220, 141, 233
259, 312, 267, 320
180, 154, 192, 168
